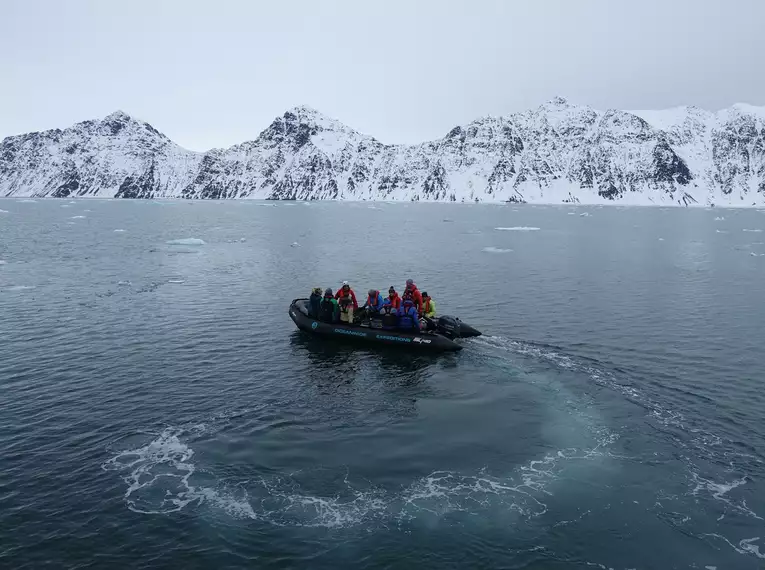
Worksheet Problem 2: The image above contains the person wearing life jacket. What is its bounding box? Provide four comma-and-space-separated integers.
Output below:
318, 288, 339, 323
404, 279, 423, 315
396, 297, 421, 331
309, 287, 323, 318
380, 297, 399, 330
335, 281, 358, 324
362, 288, 384, 319
421, 291, 436, 318
386, 286, 401, 309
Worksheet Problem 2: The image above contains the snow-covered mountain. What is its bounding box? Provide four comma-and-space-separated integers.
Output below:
2, 98, 764, 206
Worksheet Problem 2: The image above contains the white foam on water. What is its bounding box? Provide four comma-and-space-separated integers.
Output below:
483, 247, 513, 253
690, 473, 761, 520
704, 534, 765, 560
114, 229, 126, 233
105, 409, 615, 529
495, 227, 540, 231
166, 238, 205, 245
743, 229, 763, 232
71, 215, 86, 219
705, 565, 717, 569
167, 279, 185, 284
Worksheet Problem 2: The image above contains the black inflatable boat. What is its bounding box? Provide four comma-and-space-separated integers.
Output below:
288, 299, 481, 353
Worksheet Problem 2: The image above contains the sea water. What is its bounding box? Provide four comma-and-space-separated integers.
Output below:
1, 199, 764, 569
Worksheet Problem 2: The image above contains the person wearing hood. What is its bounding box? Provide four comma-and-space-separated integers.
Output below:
309, 287, 323, 318
403, 279, 423, 315
318, 288, 340, 323
396, 297, 421, 331
335, 281, 358, 324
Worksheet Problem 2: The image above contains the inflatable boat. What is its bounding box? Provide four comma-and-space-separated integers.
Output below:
288, 299, 481, 353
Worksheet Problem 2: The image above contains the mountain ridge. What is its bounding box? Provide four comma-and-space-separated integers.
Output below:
2, 98, 764, 205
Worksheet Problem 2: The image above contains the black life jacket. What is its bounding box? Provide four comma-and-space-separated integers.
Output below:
319, 298, 335, 321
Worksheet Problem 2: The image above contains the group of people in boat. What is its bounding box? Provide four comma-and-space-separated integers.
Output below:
308, 279, 437, 332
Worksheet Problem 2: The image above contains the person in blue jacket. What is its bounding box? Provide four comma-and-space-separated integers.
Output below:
363, 289, 384, 315
396, 298, 421, 331
380, 298, 399, 329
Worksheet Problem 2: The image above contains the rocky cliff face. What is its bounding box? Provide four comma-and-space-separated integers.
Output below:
2, 98, 764, 206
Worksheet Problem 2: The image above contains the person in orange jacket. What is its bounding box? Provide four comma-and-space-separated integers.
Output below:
403, 279, 423, 315
335, 281, 358, 323
386, 286, 401, 309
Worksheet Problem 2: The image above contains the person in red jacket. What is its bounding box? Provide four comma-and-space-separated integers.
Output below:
403, 279, 423, 315
335, 281, 358, 323
386, 286, 401, 309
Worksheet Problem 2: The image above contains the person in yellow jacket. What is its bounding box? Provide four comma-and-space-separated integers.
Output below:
421, 291, 436, 318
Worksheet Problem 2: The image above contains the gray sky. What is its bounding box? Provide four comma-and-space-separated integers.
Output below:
2, 0, 763, 150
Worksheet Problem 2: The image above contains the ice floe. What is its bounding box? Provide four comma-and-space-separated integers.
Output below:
166, 238, 206, 245
743, 229, 763, 232
167, 279, 186, 284
117, 281, 132, 286
290, 242, 300, 247
19, 199, 36, 203
71, 215, 86, 219
7, 285, 36, 291
714, 216, 725, 221
0, 260, 7, 265
483, 247, 513, 253
495, 227, 540, 231
580, 212, 591, 217
0, 209, 8, 213
114, 229, 126, 233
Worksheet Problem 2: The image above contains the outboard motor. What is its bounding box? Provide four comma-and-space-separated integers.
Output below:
436, 315, 462, 339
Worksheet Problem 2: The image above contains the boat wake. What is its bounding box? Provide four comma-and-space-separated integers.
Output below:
469, 335, 765, 561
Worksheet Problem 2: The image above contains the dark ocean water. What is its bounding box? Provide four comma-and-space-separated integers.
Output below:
1, 198, 764, 569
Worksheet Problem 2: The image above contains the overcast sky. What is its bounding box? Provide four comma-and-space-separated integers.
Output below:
2, 0, 763, 150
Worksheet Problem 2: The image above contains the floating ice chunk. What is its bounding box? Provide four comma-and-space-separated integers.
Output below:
117, 281, 132, 286
7, 285, 36, 291
0, 260, 7, 265
19, 199, 36, 203
567, 212, 576, 215
71, 215, 86, 219
580, 212, 591, 217
716, 230, 728, 234
495, 227, 540, 231
68, 201, 76, 204
166, 238, 206, 245
61, 204, 71, 208
239, 237, 246, 242
714, 216, 725, 221
442, 219, 454, 222
0, 209, 8, 213
114, 229, 126, 233
367, 206, 379, 210
743, 229, 763, 232
83, 209, 92, 212
658, 238, 665, 241
483, 247, 513, 253
290, 242, 300, 247
167, 279, 185, 284
751, 252, 765, 257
